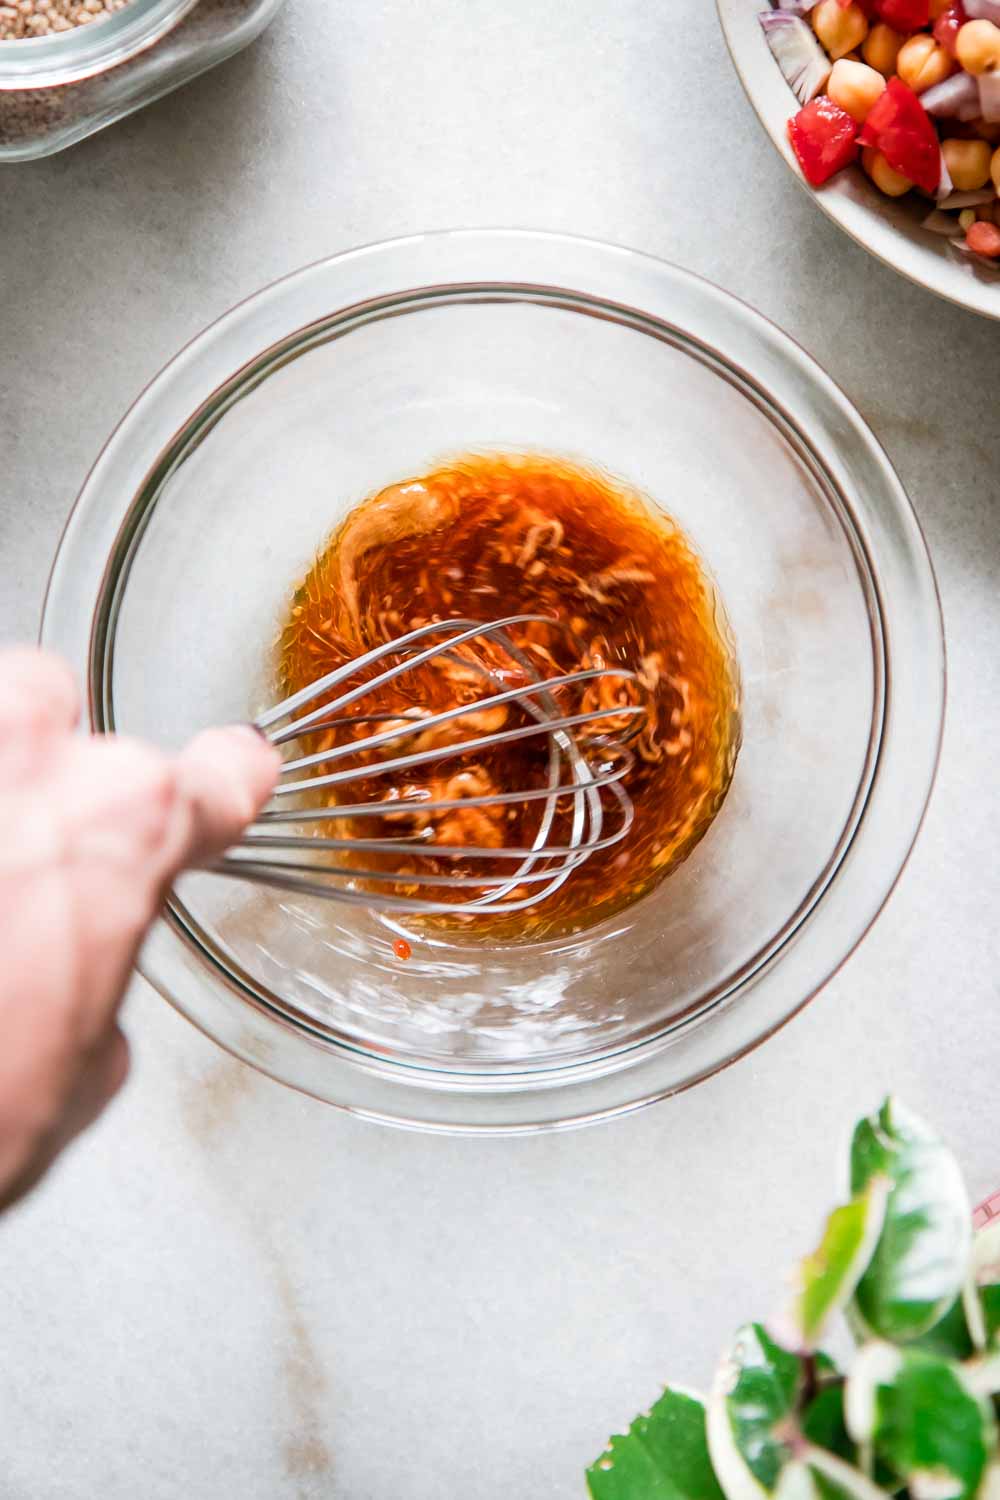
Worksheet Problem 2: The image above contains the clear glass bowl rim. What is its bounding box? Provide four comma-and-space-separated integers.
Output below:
40, 230, 946, 1133
0, 0, 198, 90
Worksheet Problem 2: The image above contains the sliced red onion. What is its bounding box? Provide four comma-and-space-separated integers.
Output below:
935, 151, 955, 203
759, 12, 831, 104
947, 237, 1000, 273
769, 0, 820, 10
922, 208, 964, 234
938, 187, 997, 208
963, 0, 1000, 21
978, 71, 1000, 123
921, 71, 982, 121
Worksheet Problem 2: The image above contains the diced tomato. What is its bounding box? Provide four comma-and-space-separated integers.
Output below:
933, 2, 967, 57
967, 220, 1000, 257
877, 0, 930, 27
788, 97, 860, 186
858, 77, 940, 194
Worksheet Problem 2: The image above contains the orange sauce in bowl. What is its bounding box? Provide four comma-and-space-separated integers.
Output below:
278, 453, 740, 940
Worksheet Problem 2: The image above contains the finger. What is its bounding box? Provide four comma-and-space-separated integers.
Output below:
173, 725, 281, 868
0, 647, 79, 745
2, 737, 186, 1013
1, 729, 273, 1038
30, 734, 181, 890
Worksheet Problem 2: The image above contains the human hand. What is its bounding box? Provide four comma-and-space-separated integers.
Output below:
0, 648, 280, 1212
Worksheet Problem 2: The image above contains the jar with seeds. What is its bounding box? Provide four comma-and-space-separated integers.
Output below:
0, 0, 285, 160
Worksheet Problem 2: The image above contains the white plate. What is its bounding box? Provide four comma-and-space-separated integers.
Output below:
717, 0, 1000, 320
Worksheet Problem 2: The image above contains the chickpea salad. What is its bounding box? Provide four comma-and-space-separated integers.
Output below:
760, 0, 1000, 271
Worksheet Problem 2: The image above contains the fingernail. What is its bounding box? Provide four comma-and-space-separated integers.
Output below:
226, 722, 279, 757
232, 723, 281, 760
216, 723, 282, 775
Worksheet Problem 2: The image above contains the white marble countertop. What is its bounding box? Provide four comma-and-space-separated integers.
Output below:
2, 1, 1000, 1494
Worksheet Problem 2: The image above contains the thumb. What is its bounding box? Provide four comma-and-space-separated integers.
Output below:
173, 725, 281, 868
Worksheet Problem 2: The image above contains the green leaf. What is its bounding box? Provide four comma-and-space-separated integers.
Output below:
807, 1473, 851, 1500
908, 1296, 975, 1361
708, 1324, 803, 1496
587, 1386, 725, 1500
849, 1098, 970, 1343
794, 1181, 889, 1348
803, 1382, 898, 1494
981, 1289, 1000, 1347
846, 1344, 995, 1500
802, 1383, 853, 1465
771, 1457, 889, 1500
963, 1220, 1000, 1352
803, 1447, 894, 1500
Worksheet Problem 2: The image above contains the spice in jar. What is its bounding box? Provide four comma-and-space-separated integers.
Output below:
0, 0, 285, 161
0, 0, 133, 40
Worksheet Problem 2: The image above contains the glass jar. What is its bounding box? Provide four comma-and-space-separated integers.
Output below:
0, 0, 285, 161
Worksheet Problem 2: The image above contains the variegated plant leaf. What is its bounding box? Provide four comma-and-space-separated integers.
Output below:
792, 1180, 889, 1349
846, 1343, 995, 1500
963, 1219, 1000, 1353
708, 1324, 803, 1498
850, 1098, 970, 1343
587, 1385, 724, 1500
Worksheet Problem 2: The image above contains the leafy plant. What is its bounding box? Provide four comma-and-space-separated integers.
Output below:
588, 1098, 1000, 1500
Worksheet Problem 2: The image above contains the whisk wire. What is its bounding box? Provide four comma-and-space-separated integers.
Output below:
258, 614, 555, 743
213, 617, 643, 918
253, 748, 634, 823
274, 705, 643, 796
271, 665, 639, 771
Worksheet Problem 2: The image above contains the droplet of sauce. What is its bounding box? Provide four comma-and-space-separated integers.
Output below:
393, 938, 413, 961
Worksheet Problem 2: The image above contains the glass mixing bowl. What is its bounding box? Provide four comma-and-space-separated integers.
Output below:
41, 231, 944, 1132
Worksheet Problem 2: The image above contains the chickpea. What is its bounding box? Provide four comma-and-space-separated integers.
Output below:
897, 33, 954, 92
862, 146, 913, 197
941, 137, 993, 190
956, 18, 1000, 75
813, 0, 869, 61
827, 58, 886, 122
992, 144, 1000, 191
863, 22, 905, 78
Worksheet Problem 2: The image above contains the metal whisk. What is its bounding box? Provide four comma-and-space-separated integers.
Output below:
215, 616, 644, 916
